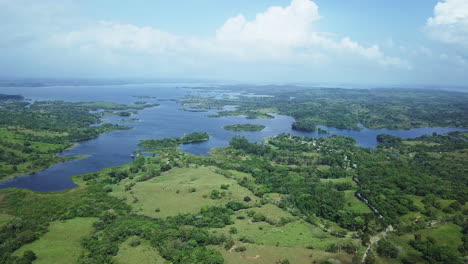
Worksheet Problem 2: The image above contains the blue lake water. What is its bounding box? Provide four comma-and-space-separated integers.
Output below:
0, 84, 466, 192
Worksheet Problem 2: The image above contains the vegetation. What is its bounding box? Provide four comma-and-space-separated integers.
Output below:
182, 86, 468, 130
12, 217, 97, 264
223, 124, 265, 131
0, 98, 143, 182
139, 132, 210, 152
0, 94, 23, 101
1, 88, 467, 264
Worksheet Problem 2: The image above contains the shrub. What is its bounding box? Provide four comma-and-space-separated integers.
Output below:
103, 185, 113, 192
229, 227, 238, 234
235, 246, 247, 252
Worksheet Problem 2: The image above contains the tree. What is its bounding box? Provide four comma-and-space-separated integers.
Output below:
376, 239, 399, 258
23, 250, 37, 262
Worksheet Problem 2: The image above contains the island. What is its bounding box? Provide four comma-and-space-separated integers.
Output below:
223, 124, 266, 131
139, 132, 210, 152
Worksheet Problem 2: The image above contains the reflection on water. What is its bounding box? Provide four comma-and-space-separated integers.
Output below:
0, 85, 466, 192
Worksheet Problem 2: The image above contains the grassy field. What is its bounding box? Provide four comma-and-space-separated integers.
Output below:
214, 243, 353, 264
343, 190, 372, 214
217, 215, 345, 249
13, 217, 97, 264
114, 236, 168, 264
112, 167, 259, 218
417, 223, 462, 251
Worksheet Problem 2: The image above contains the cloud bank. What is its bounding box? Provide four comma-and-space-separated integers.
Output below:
426, 0, 468, 47
1, 0, 467, 85
55, 0, 409, 71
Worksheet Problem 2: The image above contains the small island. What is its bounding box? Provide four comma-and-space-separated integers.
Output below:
223, 124, 266, 131
139, 132, 210, 152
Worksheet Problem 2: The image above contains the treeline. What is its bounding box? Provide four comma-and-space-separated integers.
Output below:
0, 94, 23, 101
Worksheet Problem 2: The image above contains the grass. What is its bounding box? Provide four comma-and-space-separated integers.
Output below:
319, 177, 354, 184
343, 190, 372, 214
212, 203, 356, 250
417, 223, 462, 251
112, 167, 258, 218
248, 204, 292, 223
213, 243, 353, 264
114, 236, 168, 264
222, 217, 342, 249
402, 140, 440, 147
13, 217, 97, 264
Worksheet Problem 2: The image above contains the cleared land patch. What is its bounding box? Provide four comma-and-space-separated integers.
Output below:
13, 217, 97, 264
112, 167, 258, 218
114, 236, 168, 264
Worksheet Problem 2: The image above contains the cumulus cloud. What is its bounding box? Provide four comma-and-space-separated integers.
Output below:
426, 0, 468, 47
53, 0, 410, 70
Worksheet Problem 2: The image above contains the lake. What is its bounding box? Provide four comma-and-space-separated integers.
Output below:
0, 84, 466, 192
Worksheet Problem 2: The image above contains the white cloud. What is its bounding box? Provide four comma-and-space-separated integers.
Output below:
52, 0, 410, 70
426, 0, 468, 46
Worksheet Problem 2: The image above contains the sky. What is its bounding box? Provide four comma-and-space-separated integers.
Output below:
1, 0, 468, 86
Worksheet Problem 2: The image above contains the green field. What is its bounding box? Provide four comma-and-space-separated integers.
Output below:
343, 190, 372, 214
417, 223, 463, 251
112, 167, 259, 218
13, 217, 97, 264
215, 243, 353, 264
114, 237, 168, 264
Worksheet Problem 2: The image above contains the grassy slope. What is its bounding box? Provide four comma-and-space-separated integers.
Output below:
111, 167, 259, 218
114, 236, 168, 264
13, 217, 97, 264
215, 243, 352, 264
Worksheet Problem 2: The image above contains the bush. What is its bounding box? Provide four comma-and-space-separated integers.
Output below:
23, 250, 37, 263
229, 227, 238, 234
239, 236, 254, 243
210, 189, 221, 199
129, 237, 141, 247
252, 213, 266, 222
224, 239, 235, 250
235, 246, 247, 252
226, 200, 248, 211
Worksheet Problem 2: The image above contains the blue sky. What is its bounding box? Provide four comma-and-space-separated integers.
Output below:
0, 0, 467, 86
